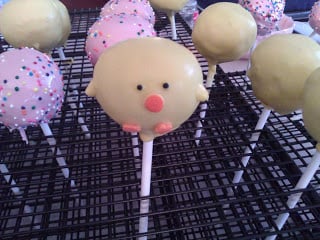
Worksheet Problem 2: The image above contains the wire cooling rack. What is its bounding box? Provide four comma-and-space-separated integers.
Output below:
1, 8, 320, 240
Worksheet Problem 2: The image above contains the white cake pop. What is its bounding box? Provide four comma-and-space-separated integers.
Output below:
0, 0, 71, 54
232, 34, 320, 192
266, 66, 320, 240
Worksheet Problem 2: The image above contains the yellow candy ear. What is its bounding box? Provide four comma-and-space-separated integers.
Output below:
85, 80, 96, 97
196, 84, 209, 102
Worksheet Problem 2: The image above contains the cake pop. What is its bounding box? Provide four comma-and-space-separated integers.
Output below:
239, 0, 286, 36
149, 0, 188, 39
232, 34, 320, 189
100, 0, 155, 25
0, 0, 71, 54
0, 48, 64, 131
85, 13, 156, 65
0, 47, 75, 187
309, 1, 320, 37
86, 37, 208, 142
86, 37, 208, 238
191, 2, 257, 144
248, 34, 320, 115
265, 67, 320, 240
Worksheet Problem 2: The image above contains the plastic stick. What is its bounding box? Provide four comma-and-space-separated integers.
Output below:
232, 107, 272, 185
309, 30, 317, 39
68, 89, 91, 139
0, 163, 21, 195
265, 149, 320, 240
0, 163, 41, 227
168, 11, 177, 40
40, 123, 75, 187
138, 140, 153, 240
195, 65, 216, 145
57, 47, 66, 60
18, 128, 29, 144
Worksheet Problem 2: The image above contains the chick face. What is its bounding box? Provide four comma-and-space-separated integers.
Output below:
86, 37, 208, 142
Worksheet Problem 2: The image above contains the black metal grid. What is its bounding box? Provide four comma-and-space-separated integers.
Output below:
1, 8, 320, 240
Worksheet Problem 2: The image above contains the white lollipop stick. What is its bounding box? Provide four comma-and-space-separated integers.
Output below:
265, 149, 320, 240
309, 30, 317, 39
40, 123, 76, 187
138, 140, 153, 240
168, 11, 177, 40
18, 128, 29, 144
232, 107, 272, 185
57, 47, 66, 60
195, 65, 216, 145
68, 90, 91, 139
0, 163, 41, 227
0, 163, 21, 195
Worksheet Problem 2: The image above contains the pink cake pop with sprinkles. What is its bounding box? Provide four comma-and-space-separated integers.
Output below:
239, 0, 286, 35
85, 13, 156, 65
309, 1, 320, 37
0, 48, 64, 133
0, 47, 77, 188
100, 0, 155, 25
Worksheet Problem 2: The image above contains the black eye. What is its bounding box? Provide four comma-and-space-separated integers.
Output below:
162, 82, 169, 89
137, 84, 143, 91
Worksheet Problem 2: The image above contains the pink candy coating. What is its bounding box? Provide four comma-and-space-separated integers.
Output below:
0, 48, 64, 130
85, 13, 156, 65
101, 0, 155, 24
309, 1, 320, 35
239, 0, 286, 35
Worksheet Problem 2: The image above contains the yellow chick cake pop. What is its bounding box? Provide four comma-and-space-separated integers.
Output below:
86, 37, 208, 142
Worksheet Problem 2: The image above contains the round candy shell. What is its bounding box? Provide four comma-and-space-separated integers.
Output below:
101, 0, 155, 24
0, 48, 64, 130
85, 14, 156, 65
0, 0, 71, 53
